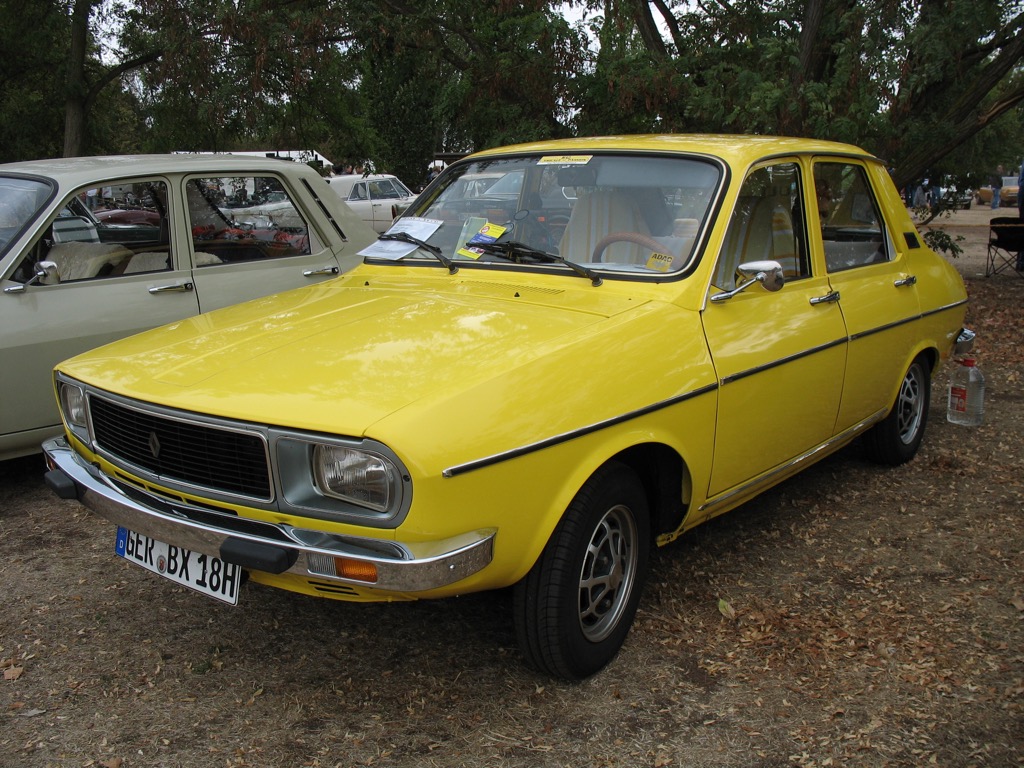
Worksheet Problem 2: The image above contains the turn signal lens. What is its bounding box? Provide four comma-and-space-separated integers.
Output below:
334, 558, 378, 583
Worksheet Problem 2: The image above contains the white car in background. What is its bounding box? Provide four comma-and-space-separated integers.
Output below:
326, 174, 418, 233
0, 154, 376, 460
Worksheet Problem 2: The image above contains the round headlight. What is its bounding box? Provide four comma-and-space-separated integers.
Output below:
313, 445, 396, 512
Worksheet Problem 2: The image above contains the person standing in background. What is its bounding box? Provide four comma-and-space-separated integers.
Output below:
1018, 163, 1023, 220
1017, 163, 1024, 271
990, 165, 1004, 209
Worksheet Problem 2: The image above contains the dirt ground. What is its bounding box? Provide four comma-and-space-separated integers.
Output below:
1, 206, 1021, 768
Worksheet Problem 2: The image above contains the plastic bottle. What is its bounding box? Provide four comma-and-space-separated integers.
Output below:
947, 357, 985, 426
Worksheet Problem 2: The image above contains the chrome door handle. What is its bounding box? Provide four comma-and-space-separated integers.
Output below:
303, 266, 340, 277
894, 275, 917, 287
809, 290, 840, 305
148, 281, 194, 294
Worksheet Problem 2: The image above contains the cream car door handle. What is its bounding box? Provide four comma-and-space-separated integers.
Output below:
809, 290, 840, 305
148, 281, 194, 294
894, 274, 917, 287
303, 266, 340, 277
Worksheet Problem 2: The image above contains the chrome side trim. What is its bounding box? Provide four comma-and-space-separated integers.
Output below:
719, 337, 847, 386
922, 298, 969, 319
698, 409, 886, 516
847, 299, 968, 344
43, 438, 493, 593
848, 314, 919, 342
442, 382, 719, 478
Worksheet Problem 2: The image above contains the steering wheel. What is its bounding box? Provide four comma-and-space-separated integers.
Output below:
592, 231, 669, 263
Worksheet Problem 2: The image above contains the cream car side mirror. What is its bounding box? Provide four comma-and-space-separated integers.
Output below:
33, 260, 61, 286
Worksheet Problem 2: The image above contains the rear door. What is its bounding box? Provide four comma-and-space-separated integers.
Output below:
811, 159, 923, 433
181, 173, 343, 312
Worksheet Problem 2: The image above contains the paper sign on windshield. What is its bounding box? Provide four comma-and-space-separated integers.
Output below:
359, 217, 442, 260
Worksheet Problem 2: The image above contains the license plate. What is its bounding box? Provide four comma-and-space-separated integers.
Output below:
115, 527, 241, 605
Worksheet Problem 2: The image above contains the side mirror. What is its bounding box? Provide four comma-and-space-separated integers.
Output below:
4, 260, 61, 295
710, 260, 785, 303
33, 260, 61, 286
738, 260, 785, 292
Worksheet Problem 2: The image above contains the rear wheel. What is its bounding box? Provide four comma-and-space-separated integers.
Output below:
514, 462, 650, 680
864, 353, 931, 465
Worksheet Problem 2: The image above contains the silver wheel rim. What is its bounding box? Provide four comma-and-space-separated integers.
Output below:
578, 504, 639, 643
896, 364, 925, 445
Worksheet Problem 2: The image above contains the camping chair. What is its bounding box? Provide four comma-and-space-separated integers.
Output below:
986, 217, 1024, 277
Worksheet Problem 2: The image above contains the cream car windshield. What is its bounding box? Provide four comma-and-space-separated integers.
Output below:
386, 154, 720, 278
0, 176, 54, 258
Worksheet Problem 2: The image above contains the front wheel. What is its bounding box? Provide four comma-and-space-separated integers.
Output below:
514, 462, 650, 680
864, 353, 931, 465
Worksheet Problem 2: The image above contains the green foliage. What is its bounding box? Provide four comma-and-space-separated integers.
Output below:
921, 225, 965, 260
567, 0, 1023, 187
0, 0, 68, 161
344, 0, 583, 183
358, 35, 439, 188
3, 0, 1021, 196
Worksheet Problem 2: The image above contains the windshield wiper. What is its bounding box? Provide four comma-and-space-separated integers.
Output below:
378, 231, 457, 274
468, 240, 602, 286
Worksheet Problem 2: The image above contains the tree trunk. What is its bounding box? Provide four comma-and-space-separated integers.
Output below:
62, 0, 91, 157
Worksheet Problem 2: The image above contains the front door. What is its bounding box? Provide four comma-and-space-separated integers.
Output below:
702, 161, 848, 500
0, 178, 198, 454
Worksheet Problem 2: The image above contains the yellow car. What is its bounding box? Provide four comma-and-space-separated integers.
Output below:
43, 136, 974, 680
975, 176, 1019, 207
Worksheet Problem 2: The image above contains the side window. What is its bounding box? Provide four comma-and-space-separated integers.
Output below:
367, 180, 389, 199
814, 162, 889, 272
713, 163, 808, 290
186, 176, 312, 266
350, 182, 368, 201
13, 180, 171, 283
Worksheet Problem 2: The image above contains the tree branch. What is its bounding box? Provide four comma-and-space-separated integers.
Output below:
893, 81, 1024, 190
85, 49, 164, 107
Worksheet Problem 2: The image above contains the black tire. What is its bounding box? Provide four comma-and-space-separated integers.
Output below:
864, 353, 931, 465
513, 462, 650, 681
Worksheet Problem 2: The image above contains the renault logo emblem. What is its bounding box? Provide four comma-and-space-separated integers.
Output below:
148, 432, 161, 458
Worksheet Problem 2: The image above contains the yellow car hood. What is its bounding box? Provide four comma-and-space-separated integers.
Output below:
60, 274, 664, 437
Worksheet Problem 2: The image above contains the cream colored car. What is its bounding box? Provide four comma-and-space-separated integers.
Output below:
0, 155, 375, 459
325, 174, 417, 232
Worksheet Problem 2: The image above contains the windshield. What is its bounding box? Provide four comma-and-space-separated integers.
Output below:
0, 176, 54, 258
370, 153, 721, 278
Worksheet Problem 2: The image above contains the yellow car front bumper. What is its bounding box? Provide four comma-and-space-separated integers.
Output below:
42, 437, 495, 597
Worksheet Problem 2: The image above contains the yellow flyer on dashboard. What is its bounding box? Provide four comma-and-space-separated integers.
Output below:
458, 222, 508, 258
